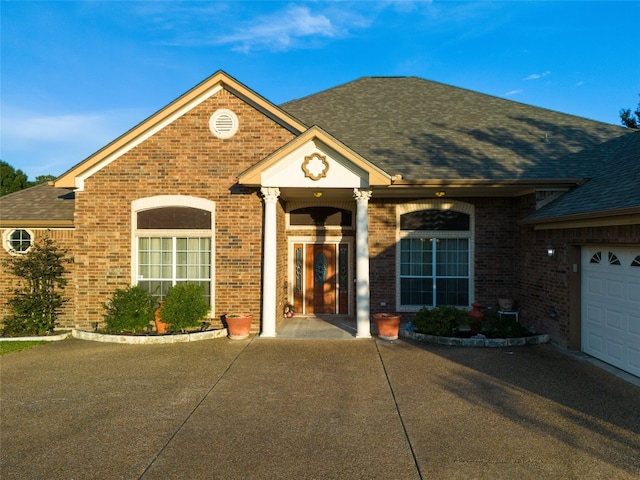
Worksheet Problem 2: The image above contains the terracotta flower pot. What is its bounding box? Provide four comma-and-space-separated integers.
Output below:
225, 313, 252, 340
374, 313, 401, 341
468, 302, 484, 333
154, 301, 169, 334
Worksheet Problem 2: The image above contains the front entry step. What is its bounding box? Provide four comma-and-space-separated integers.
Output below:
273, 316, 358, 339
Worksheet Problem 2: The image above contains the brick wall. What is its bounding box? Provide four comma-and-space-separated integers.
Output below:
70, 89, 294, 330
0, 228, 77, 330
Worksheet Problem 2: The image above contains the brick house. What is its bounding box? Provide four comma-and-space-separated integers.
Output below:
1, 71, 638, 375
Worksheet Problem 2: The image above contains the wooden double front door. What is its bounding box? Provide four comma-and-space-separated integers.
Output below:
293, 243, 349, 315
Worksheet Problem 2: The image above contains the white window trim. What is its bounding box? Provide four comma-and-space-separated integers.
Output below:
395, 200, 475, 312
131, 196, 216, 313
2, 228, 34, 255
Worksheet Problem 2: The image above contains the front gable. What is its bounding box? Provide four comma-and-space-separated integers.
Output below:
54, 70, 308, 191
238, 126, 391, 192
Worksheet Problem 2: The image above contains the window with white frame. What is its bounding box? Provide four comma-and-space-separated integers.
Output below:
3, 229, 33, 254
137, 236, 212, 304
397, 201, 473, 309
133, 197, 214, 307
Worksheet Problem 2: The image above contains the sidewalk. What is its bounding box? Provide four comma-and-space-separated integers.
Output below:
1, 336, 639, 479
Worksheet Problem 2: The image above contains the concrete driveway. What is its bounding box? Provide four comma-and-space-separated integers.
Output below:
1, 337, 639, 479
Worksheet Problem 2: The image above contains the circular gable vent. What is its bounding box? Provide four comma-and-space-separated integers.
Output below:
209, 109, 238, 139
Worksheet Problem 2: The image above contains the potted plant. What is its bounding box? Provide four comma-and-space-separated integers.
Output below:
283, 302, 295, 318
468, 302, 484, 334
373, 312, 402, 341
154, 301, 169, 334
225, 313, 253, 340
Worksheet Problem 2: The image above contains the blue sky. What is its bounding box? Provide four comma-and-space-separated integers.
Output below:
2, 1, 639, 179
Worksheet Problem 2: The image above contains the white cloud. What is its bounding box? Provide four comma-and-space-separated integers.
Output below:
524, 71, 551, 81
216, 5, 339, 52
136, 2, 372, 52
505, 89, 523, 96
1, 106, 145, 177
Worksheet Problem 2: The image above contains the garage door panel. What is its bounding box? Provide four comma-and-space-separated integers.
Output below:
630, 313, 640, 337
582, 246, 640, 378
605, 339, 625, 363
586, 332, 603, 354
630, 282, 640, 303
629, 346, 640, 371
605, 279, 624, 299
586, 276, 604, 296
585, 304, 603, 326
604, 309, 624, 331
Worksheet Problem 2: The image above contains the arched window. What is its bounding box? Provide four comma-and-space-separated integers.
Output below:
132, 197, 214, 307
397, 201, 474, 309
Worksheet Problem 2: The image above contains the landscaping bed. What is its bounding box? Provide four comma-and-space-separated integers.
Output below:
404, 305, 549, 347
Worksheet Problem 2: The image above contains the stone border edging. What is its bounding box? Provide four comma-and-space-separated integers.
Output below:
0, 332, 73, 342
400, 329, 550, 347
71, 328, 228, 344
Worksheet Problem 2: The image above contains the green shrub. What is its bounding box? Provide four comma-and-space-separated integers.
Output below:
1, 236, 70, 336
1, 315, 32, 337
413, 305, 468, 336
160, 283, 210, 333
102, 286, 155, 333
480, 308, 531, 338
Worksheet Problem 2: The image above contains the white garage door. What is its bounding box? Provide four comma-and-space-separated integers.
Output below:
582, 246, 640, 377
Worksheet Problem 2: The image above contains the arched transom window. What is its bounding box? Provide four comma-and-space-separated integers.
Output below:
397, 201, 474, 310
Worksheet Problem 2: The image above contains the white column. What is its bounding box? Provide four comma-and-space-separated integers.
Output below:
260, 187, 280, 337
353, 188, 372, 338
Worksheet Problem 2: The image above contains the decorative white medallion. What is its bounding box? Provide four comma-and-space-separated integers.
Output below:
302, 153, 329, 181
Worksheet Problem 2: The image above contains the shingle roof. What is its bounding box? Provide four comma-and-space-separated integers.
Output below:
0, 183, 75, 226
524, 132, 640, 221
281, 76, 630, 181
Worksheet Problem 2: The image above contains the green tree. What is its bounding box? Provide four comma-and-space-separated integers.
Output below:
0, 161, 29, 196
619, 95, 640, 128
2, 236, 71, 335
31, 175, 56, 186
0, 161, 56, 195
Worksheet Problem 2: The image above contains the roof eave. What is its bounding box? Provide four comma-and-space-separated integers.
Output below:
0, 220, 75, 228
390, 178, 585, 187
521, 207, 640, 229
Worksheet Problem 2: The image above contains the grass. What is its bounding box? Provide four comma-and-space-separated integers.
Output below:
0, 341, 48, 356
